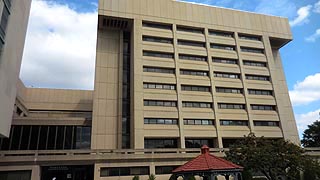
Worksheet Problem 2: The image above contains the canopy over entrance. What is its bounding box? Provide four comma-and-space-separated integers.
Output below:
172, 145, 243, 180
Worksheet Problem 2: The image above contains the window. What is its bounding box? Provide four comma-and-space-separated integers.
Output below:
0, 170, 31, 180
222, 138, 242, 148
155, 166, 179, 175
246, 75, 270, 81
209, 30, 233, 37
178, 40, 205, 47
177, 26, 203, 34
251, 105, 276, 111
239, 34, 261, 41
143, 83, 176, 90
179, 54, 207, 62
180, 69, 208, 76
0, 125, 91, 151
181, 85, 210, 92
182, 102, 212, 108
143, 51, 174, 59
143, 66, 175, 74
183, 119, 214, 125
254, 121, 280, 127
220, 120, 248, 126
211, 43, 235, 51
248, 89, 273, 96
0, 2, 10, 45
241, 47, 264, 54
100, 167, 149, 177
142, 21, 172, 30
243, 60, 266, 67
144, 139, 178, 149
185, 139, 214, 148
142, 36, 173, 44
144, 118, 178, 125
144, 100, 177, 107
216, 87, 242, 94
218, 103, 245, 109
213, 58, 237, 64
214, 72, 240, 79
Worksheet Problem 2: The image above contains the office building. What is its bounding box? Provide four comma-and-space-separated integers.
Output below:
0, 0, 299, 179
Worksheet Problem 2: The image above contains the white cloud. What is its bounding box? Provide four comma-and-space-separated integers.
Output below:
314, 1, 320, 13
20, 0, 97, 90
289, 5, 312, 27
295, 109, 320, 138
305, 28, 320, 42
289, 73, 320, 106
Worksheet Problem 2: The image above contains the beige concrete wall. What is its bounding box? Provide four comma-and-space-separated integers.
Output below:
92, 29, 122, 149
95, 0, 299, 149
0, 0, 32, 137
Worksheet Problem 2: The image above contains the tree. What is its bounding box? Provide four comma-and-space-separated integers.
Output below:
132, 175, 139, 180
302, 120, 320, 147
226, 133, 320, 180
148, 174, 156, 180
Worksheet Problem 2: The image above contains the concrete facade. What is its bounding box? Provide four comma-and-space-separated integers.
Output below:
0, 0, 300, 179
0, 0, 32, 137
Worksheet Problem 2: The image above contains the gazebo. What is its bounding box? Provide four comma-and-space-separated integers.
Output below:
172, 145, 243, 180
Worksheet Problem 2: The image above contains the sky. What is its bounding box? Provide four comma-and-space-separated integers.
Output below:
20, 0, 320, 139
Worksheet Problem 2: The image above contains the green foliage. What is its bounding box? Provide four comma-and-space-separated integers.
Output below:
186, 176, 195, 180
302, 120, 320, 147
302, 156, 320, 180
148, 174, 156, 180
226, 133, 320, 180
132, 175, 139, 180
242, 169, 253, 180
169, 174, 177, 180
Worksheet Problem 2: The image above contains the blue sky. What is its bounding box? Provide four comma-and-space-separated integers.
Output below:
20, 0, 320, 139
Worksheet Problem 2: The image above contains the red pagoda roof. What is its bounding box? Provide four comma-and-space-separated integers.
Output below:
173, 145, 243, 173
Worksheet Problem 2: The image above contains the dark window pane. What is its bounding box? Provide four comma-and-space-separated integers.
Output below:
29, 126, 39, 150
20, 126, 31, 150
64, 126, 73, 149
10, 126, 21, 150
47, 126, 57, 150
38, 126, 48, 150
56, 126, 65, 150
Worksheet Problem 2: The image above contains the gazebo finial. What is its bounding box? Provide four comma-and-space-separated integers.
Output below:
201, 145, 210, 154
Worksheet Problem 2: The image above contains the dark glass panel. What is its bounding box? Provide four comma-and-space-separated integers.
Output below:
10, 126, 21, 150
38, 126, 48, 150
29, 126, 40, 150
20, 126, 31, 150
64, 126, 73, 149
56, 126, 65, 150
47, 126, 57, 150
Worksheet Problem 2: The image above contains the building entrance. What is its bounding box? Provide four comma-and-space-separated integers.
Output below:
41, 165, 93, 180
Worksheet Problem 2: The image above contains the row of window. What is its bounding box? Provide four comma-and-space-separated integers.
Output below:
143, 83, 273, 96
181, 85, 210, 92
144, 51, 267, 67
0, 125, 91, 151
143, 66, 270, 81
143, 100, 177, 107
144, 118, 178, 125
144, 119, 279, 127
182, 102, 212, 108
214, 72, 240, 79
143, 35, 264, 53
142, 21, 262, 42
144, 100, 276, 111
180, 69, 208, 76
179, 54, 207, 61
143, 83, 176, 90
184, 119, 214, 125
